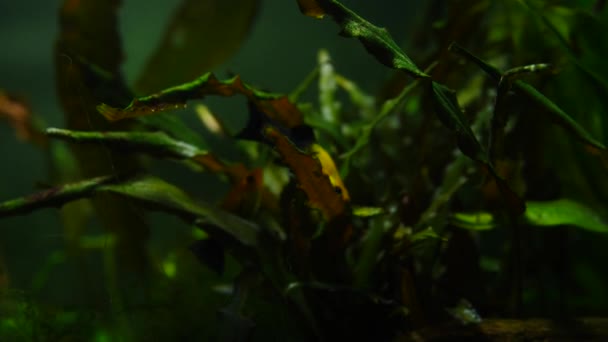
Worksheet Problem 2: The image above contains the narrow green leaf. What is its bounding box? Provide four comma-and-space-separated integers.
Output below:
137, 114, 208, 149
296, 0, 428, 79
318, 49, 341, 124
430, 81, 525, 214
46, 128, 204, 160
0, 176, 115, 217
0, 175, 260, 246
431, 81, 488, 163
448, 43, 502, 80
341, 71, 424, 163
519, 1, 608, 94
450, 43, 607, 153
513, 80, 606, 152
503, 63, 554, 81
525, 199, 608, 233
352, 206, 384, 218
410, 227, 442, 244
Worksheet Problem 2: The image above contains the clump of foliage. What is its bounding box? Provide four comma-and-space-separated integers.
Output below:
2, 0, 608, 340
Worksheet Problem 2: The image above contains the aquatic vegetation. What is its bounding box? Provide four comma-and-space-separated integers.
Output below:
2, 0, 608, 340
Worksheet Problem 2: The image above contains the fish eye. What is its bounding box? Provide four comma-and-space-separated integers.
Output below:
334, 186, 343, 195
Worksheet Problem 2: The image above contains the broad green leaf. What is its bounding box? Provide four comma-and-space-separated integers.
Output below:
296, 0, 428, 79
525, 199, 608, 233
136, 0, 259, 93
103, 176, 260, 246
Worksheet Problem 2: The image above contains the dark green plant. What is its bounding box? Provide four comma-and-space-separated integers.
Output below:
2, 0, 608, 340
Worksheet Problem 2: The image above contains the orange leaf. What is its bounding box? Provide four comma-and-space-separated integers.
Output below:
263, 126, 347, 222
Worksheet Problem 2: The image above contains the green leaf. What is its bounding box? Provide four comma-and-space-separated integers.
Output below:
318, 49, 341, 124
342, 73, 422, 162
525, 199, 608, 233
103, 176, 260, 246
352, 206, 384, 218
0, 176, 114, 217
450, 212, 495, 231
137, 114, 208, 149
135, 0, 259, 93
430, 81, 525, 214
296, 0, 428, 79
0, 175, 260, 247
450, 43, 606, 153
46, 128, 204, 160
410, 227, 442, 244
519, 1, 608, 94
430, 81, 487, 163
513, 80, 606, 152
448, 43, 502, 80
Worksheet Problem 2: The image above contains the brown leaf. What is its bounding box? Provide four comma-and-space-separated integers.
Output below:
0, 91, 46, 146
296, 0, 326, 18
99, 73, 304, 129
192, 154, 278, 216
263, 126, 347, 222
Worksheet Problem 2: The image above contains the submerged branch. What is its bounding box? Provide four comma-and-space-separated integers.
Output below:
405, 318, 608, 341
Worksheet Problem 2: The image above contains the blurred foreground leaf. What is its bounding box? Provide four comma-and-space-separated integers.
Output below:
525, 199, 608, 233
0, 91, 46, 146
136, 0, 259, 93
451, 212, 495, 231
55, 0, 149, 272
